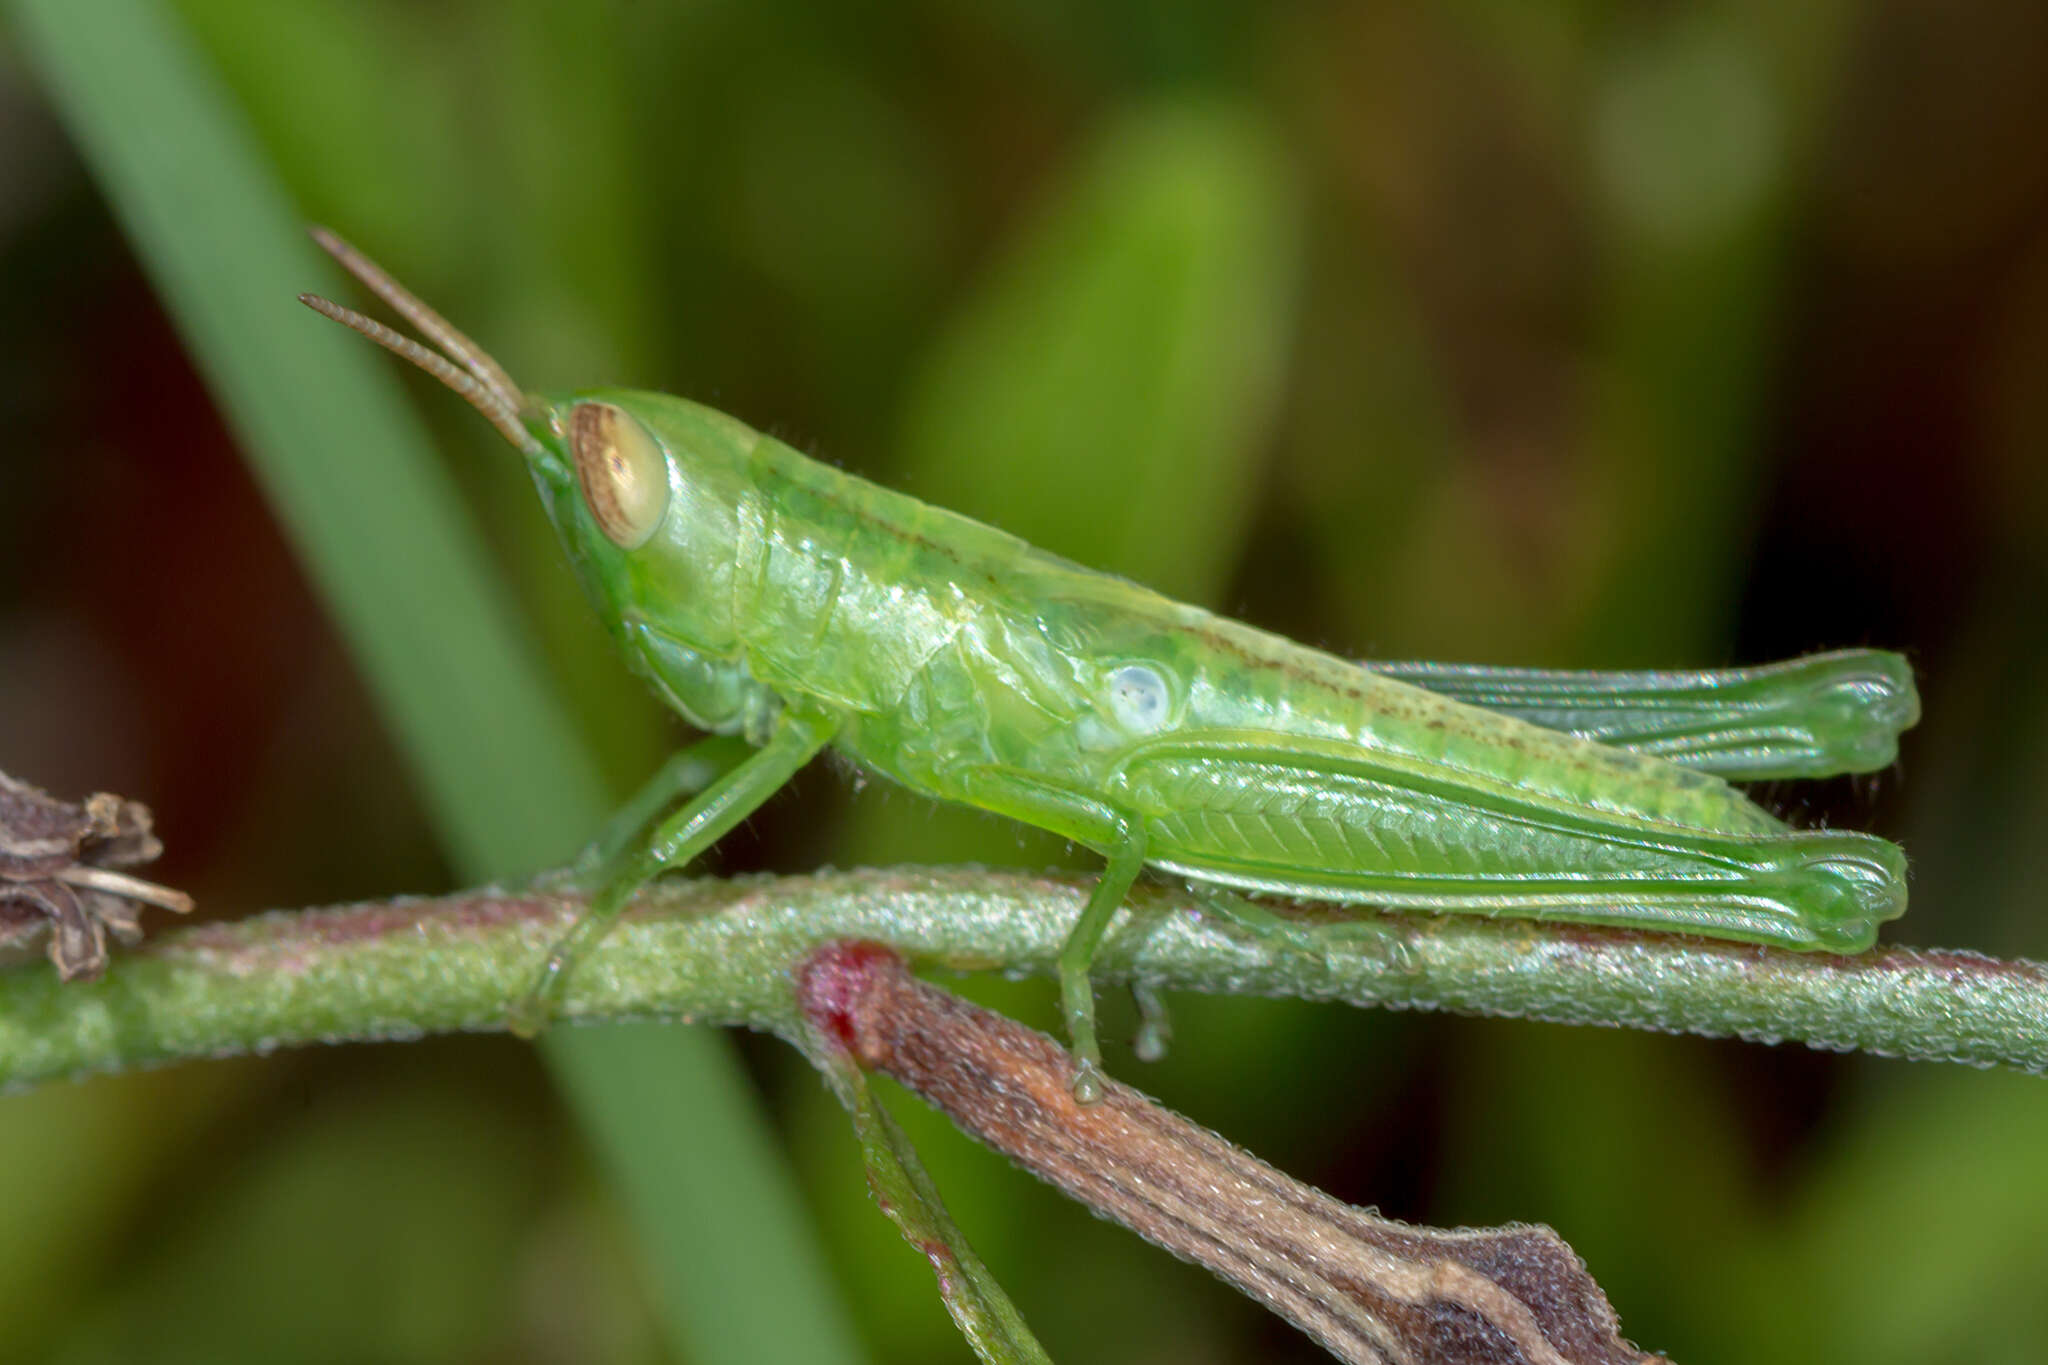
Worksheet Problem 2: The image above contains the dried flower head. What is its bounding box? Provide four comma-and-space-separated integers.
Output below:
0, 770, 194, 980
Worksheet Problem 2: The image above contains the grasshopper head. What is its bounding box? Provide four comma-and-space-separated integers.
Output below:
520, 387, 759, 659
299, 230, 748, 658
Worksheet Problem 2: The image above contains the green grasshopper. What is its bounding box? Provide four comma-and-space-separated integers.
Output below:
302, 230, 1916, 1102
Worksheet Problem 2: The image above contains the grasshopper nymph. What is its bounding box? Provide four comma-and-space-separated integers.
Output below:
303, 230, 1915, 1103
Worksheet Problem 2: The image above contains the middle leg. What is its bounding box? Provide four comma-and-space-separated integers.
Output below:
953, 766, 1149, 1104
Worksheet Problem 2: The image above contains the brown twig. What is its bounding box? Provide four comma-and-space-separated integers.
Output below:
799, 941, 1673, 1365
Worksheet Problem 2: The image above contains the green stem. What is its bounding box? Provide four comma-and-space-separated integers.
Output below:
4, 867, 2040, 1089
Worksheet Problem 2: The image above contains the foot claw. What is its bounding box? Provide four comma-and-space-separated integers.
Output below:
1070, 1060, 1105, 1106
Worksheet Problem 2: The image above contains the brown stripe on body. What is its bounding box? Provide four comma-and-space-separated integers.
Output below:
799, 942, 1671, 1365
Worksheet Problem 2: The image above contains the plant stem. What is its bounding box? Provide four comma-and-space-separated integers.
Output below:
797, 941, 1667, 1365
2, 867, 2041, 1089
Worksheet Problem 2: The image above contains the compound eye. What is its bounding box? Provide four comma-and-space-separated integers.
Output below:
569, 402, 670, 548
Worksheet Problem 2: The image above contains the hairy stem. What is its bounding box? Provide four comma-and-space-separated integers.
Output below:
0, 866, 2042, 1089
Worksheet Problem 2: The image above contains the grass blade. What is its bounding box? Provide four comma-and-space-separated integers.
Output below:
6, 2, 864, 1360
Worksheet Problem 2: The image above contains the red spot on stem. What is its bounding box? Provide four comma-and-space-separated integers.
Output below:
797, 940, 902, 1059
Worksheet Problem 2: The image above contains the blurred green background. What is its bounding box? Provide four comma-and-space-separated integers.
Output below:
3, 1, 2047, 1361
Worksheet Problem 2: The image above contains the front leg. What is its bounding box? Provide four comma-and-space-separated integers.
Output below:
510, 708, 836, 1035
569, 734, 755, 883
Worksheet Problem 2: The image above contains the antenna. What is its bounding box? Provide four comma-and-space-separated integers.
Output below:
299, 228, 541, 455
